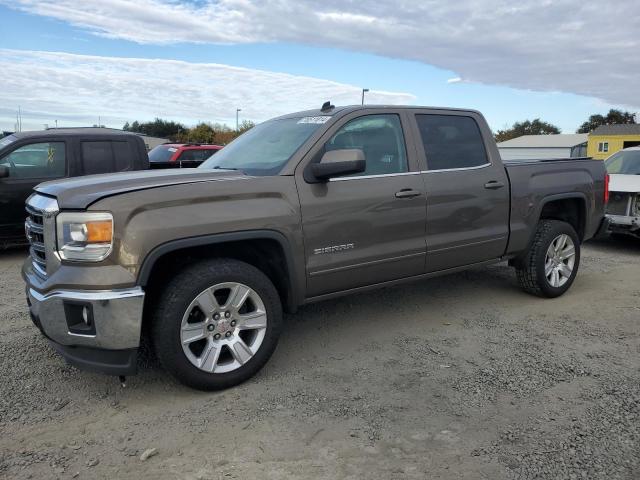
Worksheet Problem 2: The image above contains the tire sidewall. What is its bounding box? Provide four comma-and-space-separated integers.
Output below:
153, 259, 282, 390
535, 222, 580, 298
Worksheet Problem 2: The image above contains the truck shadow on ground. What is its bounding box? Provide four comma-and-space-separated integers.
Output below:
137, 261, 519, 388
586, 235, 640, 254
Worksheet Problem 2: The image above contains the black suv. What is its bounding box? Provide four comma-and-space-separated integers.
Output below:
0, 128, 149, 248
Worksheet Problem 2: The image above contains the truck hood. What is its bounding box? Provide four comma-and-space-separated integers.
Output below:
35, 168, 248, 209
609, 174, 640, 193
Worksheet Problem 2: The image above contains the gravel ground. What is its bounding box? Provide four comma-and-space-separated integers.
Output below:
0, 238, 638, 479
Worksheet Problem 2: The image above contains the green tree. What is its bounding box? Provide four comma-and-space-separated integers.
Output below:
122, 118, 185, 140
213, 120, 256, 144
123, 118, 256, 144
238, 120, 255, 133
176, 123, 217, 143
576, 109, 637, 133
495, 119, 561, 143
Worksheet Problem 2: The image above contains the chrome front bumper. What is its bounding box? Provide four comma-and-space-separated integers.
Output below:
27, 287, 145, 350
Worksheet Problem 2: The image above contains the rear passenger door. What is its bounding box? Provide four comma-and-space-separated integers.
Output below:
410, 111, 510, 272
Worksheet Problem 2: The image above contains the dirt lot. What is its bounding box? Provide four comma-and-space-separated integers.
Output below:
1, 239, 639, 480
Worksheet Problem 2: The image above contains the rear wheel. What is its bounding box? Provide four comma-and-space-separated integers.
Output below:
151, 258, 282, 390
516, 220, 580, 298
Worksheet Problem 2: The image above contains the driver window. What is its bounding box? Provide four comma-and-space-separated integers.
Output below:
325, 114, 408, 176
0, 142, 66, 179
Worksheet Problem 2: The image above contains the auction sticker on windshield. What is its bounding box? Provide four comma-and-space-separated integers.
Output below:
297, 116, 331, 124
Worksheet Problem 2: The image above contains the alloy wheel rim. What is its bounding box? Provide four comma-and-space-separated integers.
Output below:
180, 282, 268, 374
544, 234, 576, 288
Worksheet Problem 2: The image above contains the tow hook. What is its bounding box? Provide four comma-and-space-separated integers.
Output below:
119, 375, 127, 388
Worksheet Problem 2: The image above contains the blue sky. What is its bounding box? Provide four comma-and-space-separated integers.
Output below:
0, 1, 637, 133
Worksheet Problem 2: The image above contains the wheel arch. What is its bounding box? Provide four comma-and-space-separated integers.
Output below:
137, 230, 300, 314
536, 193, 588, 241
511, 193, 587, 267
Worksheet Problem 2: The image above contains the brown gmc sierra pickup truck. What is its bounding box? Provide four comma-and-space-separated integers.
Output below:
22, 105, 609, 390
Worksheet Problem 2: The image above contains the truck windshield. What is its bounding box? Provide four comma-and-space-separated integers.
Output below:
200, 117, 328, 175
148, 145, 177, 163
605, 150, 640, 175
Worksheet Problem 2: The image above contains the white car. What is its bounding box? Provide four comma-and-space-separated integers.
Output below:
605, 147, 640, 238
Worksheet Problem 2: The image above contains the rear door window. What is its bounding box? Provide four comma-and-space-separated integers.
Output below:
112, 141, 136, 171
81, 140, 134, 174
81, 141, 113, 174
415, 115, 489, 170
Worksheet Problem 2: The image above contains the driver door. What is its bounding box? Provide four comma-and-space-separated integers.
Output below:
0, 141, 67, 240
295, 111, 427, 298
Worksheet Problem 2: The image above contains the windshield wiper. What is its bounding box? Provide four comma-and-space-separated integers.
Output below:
212, 166, 240, 171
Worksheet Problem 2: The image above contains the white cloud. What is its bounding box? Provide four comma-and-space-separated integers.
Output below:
0, 49, 414, 130
3, 0, 639, 108
447, 77, 462, 84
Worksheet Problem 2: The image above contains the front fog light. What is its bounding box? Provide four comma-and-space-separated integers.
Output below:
56, 212, 113, 261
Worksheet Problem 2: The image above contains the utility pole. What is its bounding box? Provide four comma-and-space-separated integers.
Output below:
361, 88, 369, 105
236, 108, 242, 131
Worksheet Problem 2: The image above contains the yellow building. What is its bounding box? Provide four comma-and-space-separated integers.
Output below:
587, 124, 640, 160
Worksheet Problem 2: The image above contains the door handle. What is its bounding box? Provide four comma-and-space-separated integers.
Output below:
484, 181, 505, 190
395, 189, 422, 199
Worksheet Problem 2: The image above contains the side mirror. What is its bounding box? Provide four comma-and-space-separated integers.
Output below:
311, 149, 366, 181
0, 165, 9, 179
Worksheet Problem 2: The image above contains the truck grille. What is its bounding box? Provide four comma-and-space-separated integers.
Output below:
25, 194, 59, 277
607, 192, 631, 216
25, 205, 47, 274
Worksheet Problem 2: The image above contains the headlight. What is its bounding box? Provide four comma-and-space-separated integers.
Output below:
56, 212, 113, 261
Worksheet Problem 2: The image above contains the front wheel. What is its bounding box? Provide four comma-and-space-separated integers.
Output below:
515, 220, 580, 298
151, 258, 283, 390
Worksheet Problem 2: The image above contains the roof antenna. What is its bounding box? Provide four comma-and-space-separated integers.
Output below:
321, 101, 335, 112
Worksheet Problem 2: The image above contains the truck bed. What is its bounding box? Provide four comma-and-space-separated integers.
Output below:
504, 157, 607, 256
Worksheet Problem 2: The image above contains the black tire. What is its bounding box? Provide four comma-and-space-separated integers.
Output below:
151, 258, 282, 391
515, 220, 581, 298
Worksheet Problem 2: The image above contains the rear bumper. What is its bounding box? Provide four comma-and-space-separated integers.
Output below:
606, 213, 639, 228
606, 214, 639, 237
594, 216, 612, 239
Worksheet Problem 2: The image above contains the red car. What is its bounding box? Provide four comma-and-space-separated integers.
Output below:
148, 143, 223, 168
